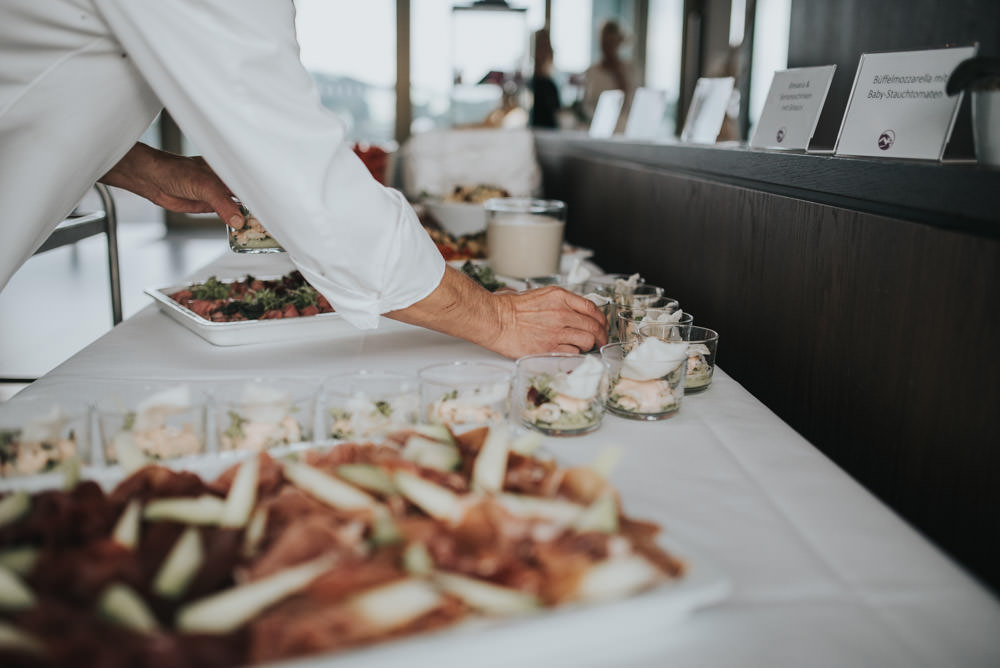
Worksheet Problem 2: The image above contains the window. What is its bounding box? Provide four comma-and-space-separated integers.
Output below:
645, 0, 684, 135
411, 0, 545, 131
294, 0, 397, 143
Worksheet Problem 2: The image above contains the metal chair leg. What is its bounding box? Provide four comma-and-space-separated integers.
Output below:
95, 183, 123, 325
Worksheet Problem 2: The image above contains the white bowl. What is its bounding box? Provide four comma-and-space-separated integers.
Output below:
423, 200, 487, 237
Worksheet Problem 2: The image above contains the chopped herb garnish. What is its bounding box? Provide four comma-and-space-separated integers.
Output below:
190, 276, 229, 300
461, 261, 506, 292
373, 401, 393, 417
225, 411, 247, 441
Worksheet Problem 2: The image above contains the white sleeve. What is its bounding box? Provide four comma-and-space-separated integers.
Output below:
92, 0, 445, 329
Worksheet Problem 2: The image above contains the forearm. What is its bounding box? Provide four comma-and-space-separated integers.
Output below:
384, 266, 506, 350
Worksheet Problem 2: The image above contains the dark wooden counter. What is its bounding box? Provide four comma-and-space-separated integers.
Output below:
535, 131, 1000, 590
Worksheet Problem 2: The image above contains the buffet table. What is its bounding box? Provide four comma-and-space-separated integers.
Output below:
9, 251, 1000, 667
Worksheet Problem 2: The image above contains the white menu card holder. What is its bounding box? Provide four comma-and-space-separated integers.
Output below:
589, 90, 625, 138
834, 45, 977, 160
680, 77, 735, 144
624, 87, 668, 141
750, 65, 836, 150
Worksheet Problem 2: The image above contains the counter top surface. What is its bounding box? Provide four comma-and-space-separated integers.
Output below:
535, 131, 1000, 238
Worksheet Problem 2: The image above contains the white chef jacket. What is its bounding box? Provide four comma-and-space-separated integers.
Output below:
0, 0, 445, 329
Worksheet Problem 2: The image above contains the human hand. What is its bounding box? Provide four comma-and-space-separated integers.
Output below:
487, 286, 608, 357
385, 267, 607, 359
100, 143, 244, 228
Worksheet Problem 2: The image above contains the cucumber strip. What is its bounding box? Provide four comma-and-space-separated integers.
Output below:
393, 471, 465, 523
98, 583, 159, 633
60, 456, 81, 491
219, 456, 259, 528
283, 461, 376, 510
176, 554, 337, 634
336, 464, 397, 496
0, 547, 38, 577
573, 492, 619, 533
144, 495, 224, 525
112, 431, 149, 475
496, 493, 585, 525
574, 555, 660, 603
401, 436, 461, 472
510, 431, 544, 456
411, 423, 455, 445
153, 526, 204, 600
111, 500, 142, 550
590, 445, 623, 478
402, 542, 433, 576
471, 424, 510, 493
242, 507, 268, 559
371, 505, 401, 546
351, 578, 442, 631
0, 621, 43, 655
0, 564, 35, 610
0, 491, 30, 529
433, 571, 540, 616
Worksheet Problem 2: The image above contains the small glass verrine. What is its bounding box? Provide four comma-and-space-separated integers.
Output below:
639, 323, 720, 394
324, 371, 419, 441
228, 204, 284, 253
618, 307, 693, 351
600, 341, 688, 420
418, 361, 512, 431
513, 354, 609, 436
96, 383, 206, 465
0, 395, 91, 477
215, 378, 315, 453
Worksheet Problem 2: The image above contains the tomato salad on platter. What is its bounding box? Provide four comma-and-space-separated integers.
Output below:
168, 272, 334, 323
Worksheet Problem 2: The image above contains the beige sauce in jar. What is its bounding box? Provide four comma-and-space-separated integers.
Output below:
487, 214, 565, 278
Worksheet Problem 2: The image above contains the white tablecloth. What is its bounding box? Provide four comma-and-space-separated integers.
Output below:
10, 252, 1000, 667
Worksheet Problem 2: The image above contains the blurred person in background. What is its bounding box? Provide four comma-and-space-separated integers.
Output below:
529, 29, 561, 129
581, 20, 638, 134
0, 0, 606, 358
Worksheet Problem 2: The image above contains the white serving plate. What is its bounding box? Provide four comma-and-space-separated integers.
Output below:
0, 441, 730, 668
423, 199, 487, 237
145, 278, 363, 347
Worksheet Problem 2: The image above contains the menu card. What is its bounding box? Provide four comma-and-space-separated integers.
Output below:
624, 87, 667, 141
680, 77, 735, 144
750, 65, 836, 150
589, 90, 625, 139
835, 46, 977, 160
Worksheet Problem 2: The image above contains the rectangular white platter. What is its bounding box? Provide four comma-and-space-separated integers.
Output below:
145, 278, 367, 347
0, 443, 730, 668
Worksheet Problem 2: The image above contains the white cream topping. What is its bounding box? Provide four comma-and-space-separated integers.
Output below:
240, 383, 292, 424
583, 292, 611, 307
20, 406, 67, 443
566, 258, 592, 284
134, 385, 192, 432
649, 309, 685, 324
621, 338, 689, 381
551, 356, 606, 399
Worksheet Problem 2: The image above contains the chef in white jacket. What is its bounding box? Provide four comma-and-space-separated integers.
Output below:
0, 0, 606, 357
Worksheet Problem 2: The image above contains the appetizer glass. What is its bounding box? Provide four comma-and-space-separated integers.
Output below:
639, 324, 720, 394
96, 384, 207, 466
215, 379, 316, 453
324, 371, 420, 441
228, 204, 284, 253
618, 308, 694, 351
418, 361, 512, 430
513, 354, 609, 436
600, 342, 687, 420
0, 395, 91, 477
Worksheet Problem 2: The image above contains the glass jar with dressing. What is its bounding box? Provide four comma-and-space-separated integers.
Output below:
485, 198, 566, 279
